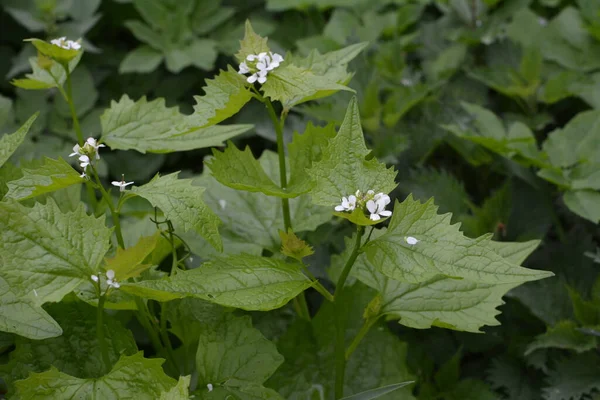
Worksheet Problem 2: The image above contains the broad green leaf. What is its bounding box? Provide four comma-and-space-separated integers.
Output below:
14, 352, 177, 399
100, 95, 252, 153
488, 356, 540, 400
164, 39, 218, 73
190, 151, 331, 256
26, 38, 81, 64
160, 376, 191, 400
11, 53, 82, 90
525, 320, 597, 355
104, 232, 162, 280
5, 157, 83, 200
542, 353, 600, 400
287, 122, 337, 194
261, 64, 354, 109
121, 255, 312, 310
308, 97, 397, 208
192, 67, 253, 127
1, 301, 137, 394
340, 382, 414, 400
119, 45, 164, 74
196, 314, 283, 387
365, 195, 553, 285
0, 200, 111, 304
0, 276, 61, 340
441, 102, 543, 165
0, 113, 37, 168
563, 190, 600, 223
235, 20, 271, 63
132, 172, 222, 251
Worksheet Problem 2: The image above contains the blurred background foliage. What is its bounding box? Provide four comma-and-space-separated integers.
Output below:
1, 0, 600, 399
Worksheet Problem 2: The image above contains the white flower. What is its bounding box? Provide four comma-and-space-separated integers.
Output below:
246, 54, 258, 61
111, 179, 134, 192
106, 270, 115, 280
85, 137, 106, 160
405, 236, 419, 245
106, 270, 120, 289
207, 384, 214, 392
91, 274, 99, 282
367, 193, 392, 221
238, 61, 250, 74
50, 37, 81, 50
79, 155, 90, 170
241, 52, 284, 85
80, 171, 87, 179
335, 195, 357, 212
269, 52, 284, 69
69, 144, 82, 157
247, 69, 268, 84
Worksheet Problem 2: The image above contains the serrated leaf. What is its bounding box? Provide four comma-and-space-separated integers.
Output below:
308, 97, 397, 207
488, 356, 541, 400
132, 172, 222, 251
563, 190, 600, 223
287, 122, 337, 194
5, 157, 83, 200
104, 232, 162, 280
100, 95, 252, 153
11, 53, 82, 90
1, 301, 137, 395
525, 320, 597, 355
0, 113, 37, 168
160, 376, 191, 400
14, 352, 177, 399
291, 42, 368, 80
0, 276, 61, 340
192, 67, 254, 127
0, 200, 111, 304
279, 229, 314, 261
122, 255, 312, 310
542, 353, 600, 400
119, 45, 164, 74
262, 64, 354, 109
340, 382, 414, 400
365, 195, 553, 285
207, 142, 296, 198
196, 314, 283, 387
235, 20, 271, 63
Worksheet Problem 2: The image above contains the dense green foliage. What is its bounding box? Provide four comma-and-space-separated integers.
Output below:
0, 0, 599, 399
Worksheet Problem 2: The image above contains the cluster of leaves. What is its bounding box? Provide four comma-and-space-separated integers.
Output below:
0, 1, 598, 400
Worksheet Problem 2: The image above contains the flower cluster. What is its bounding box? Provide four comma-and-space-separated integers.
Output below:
50, 37, 81, 51
335, 190, 393, 221
238, 51, 284, 84
91, 269, 120, 290
69, 137, 105, 178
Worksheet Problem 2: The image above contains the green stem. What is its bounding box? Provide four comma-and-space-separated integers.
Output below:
96, 293, 111, 374
345, 315, 381, 360
134, 298, 165, 353
63, 65, 84, 145
90, 165, 125, 249
159, 302, 179, 375
334, 226, 365, 399
300, 264, 334, 302
264, 98, 292, 231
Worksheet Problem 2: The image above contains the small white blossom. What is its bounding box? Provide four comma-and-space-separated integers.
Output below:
367, 193, 392, 221
111, 177, 134, 192
405, 236, 419, 245
207, 384, 214, 392
238, 61, 250, 74
85, 137, 105, 160
79, 155, 90, 170
50, 36, 81, 50
105, 270, 120, 289
91, 274, 99, 282
69, 144, 82, 157
240, 51, 284, 85
106, 270, 115, 280
335, 195, 357, 212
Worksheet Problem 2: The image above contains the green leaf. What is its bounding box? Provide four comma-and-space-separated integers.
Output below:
308, 97, 397, 207
207, 142, 303, 198
365, 195, 553, 285
262, 64, 354, 109
14, 352, 177, 399
100, 95, 252, 153
122, 255, 312, 310
1, 301, 137, 394
287, 122, 337, 194
5, 157, 83, 200
0, 113, 37, 168
160, 376, 191, 400
489, 356, 541, 400
11, 53, 82, 90
164, 39, 218, 73
189, 151, 331, 256
0, 276, 62, 340
340, 382, 414, 400
120, 45, 164, 74
542, 353, 600, 400
0, 200, 111, 304
26, 38, 81, 64
525, 320, 597, 355
235, 20, 271, 63
197, 384, 284, 399
563, 190, 600, 223
131, 172, 222, 251
192, 67, 254, 127
196, 314, 283, 387
279, 229, 314, 261
104, 232, 162, 280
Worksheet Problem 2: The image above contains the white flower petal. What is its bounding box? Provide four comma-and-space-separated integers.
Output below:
247, 74, 258, 83
106, 270, 115, 279
380, 210, 392, 217
258, 75, 267, 84
91, 275, 99, 282
370, 213, 381, 221
112, 282, 120, 289
366, 200, 377, 214
335, 205, 345, 211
